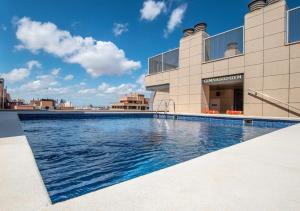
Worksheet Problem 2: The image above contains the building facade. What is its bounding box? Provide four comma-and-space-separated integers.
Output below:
111, 93, 149, 111
145, 0, 300, 117
30, 99, 56, 110
0, 78, 12, 109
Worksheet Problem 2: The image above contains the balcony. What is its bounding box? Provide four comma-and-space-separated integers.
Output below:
148, 48, 179, 75
204, 26, 244, 62
287, 6, 300, 44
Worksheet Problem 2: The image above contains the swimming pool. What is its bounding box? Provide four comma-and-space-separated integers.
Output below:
20, 114, 295, 203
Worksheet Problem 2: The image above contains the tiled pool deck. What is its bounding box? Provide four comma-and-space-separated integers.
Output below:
1, 111, 300, 210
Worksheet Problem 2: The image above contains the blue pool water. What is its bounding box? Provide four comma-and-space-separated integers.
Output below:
21, 116, 293, 203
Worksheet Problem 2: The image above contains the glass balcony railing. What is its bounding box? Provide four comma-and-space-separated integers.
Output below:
287, 6, 300, 44
204, 26, 244, 62
148, 48, 179, 75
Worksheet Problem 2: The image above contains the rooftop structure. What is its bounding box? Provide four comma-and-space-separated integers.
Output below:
145, 0, 300, 118
110, 93, 149, 111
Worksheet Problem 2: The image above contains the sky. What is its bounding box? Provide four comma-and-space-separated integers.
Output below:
0, 0, 299, 106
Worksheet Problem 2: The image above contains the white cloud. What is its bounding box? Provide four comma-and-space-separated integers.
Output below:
1, 60, 41, 83
136, 74, 145, 87
15, 17, 141, 77
164, 4, 187, 37
140, 0, 166, 21
78, 88, 97, 94
113, 23, 128, 36
51, 68, 60, 76
64, 74, 74, 81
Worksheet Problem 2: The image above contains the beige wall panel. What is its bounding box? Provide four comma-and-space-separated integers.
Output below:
189, 104, 202, 113
229, 67, 245, 75
290, 73, 300, 88
263, 4, 285, 23
245, 7, 263, 19
290, 43, 300, 59
170, 85, 178, 95
245, 64, 263, 78
178, 85, 189, 95
290, 57, 300, 74
189, 45, 202, 57
228, 56, 245, 68
264, 60, 289, 76
190, 55, 202, 66
289, 88, 300, 103
189, 84, 202, 94
245, 38, 263, 53
245, 25, 263, 41
263, 0, 286, 12
245, 13, 263, 29
214, 70, 229, 77
264, 74, 289, 89
189, 33, 203, 46
202, 62, 213, 73
244, 77, 263, 90
170, 69, 179, 79
179, 57, 189, 68
263, 88, 289, 102
189, 74, 202, 85
244, 103, 263, 116
213, 59, 229, 71
202, 72, 214, 79
264, 32, 285, 49
264, 18, 285, 37
178, 95, 189, 104
263, 103, 289, 117
179, 68, 190, 77
288, 103, 300, 118
179, 38, 190, 50
178, 76, 189, 86
190, 65, 201, 75
179, 48, 189, 59
264, 46, 289, 63
190, 94, 201, 104
245, 51, 264, 66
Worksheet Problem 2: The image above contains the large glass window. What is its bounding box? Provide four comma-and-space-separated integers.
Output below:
288, 7, 300, 44
204, 26, 244, 62
148, 48, 179, 75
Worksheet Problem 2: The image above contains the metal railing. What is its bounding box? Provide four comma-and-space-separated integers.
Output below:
155, 99, 176, 114
248, 88, 300, 112
287, 6, 300, 44
204, 26, 244, 62
148, 48, 179, 75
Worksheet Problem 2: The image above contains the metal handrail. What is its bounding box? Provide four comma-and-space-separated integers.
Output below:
248, 88, 300, 111
155, 99, 176, 115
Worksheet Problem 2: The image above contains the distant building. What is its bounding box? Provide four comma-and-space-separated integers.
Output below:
57, 100, 74, 110
9, 99, 34, 110
30, 98, 56, 110
0, 78, 12, 109
111, 93, 149, 111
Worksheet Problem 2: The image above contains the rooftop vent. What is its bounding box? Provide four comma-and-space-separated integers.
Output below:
266, 0, 281, 5
248, 0, 266, 12
194, 22, 207, 33
183, 28, 194, 37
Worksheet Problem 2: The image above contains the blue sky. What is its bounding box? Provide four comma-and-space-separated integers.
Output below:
0, 0, 299, 106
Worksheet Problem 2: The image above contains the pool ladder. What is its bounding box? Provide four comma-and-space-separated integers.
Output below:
154, 99, 176, 119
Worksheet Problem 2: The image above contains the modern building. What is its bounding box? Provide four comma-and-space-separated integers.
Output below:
57, 100, 74, 110
111, 93, 149, 111
0, 78, 12, 109
145, 0, 300, 117
30, 98, 56, 110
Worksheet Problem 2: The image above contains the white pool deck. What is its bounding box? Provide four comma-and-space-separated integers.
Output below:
1, 111, 300, 211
